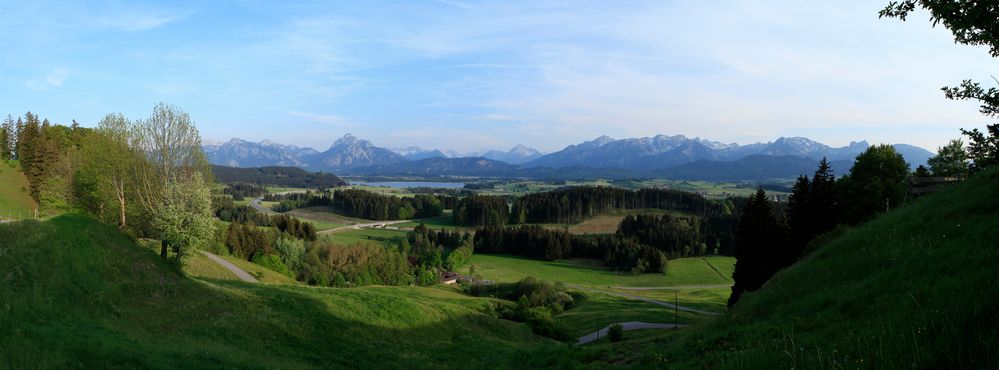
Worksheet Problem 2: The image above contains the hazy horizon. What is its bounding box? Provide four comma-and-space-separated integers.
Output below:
2, 1, 994, 153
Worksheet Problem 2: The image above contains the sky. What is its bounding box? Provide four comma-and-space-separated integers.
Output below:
0, 1, 995, 154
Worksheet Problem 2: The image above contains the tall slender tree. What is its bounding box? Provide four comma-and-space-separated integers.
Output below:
728, 188, 789, 307
0, 119, 8, 161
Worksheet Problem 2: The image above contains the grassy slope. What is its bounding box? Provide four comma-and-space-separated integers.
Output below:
461, 254, 735, 288
0, 160, 36, 219
555, 292, 705, 337
219, 255, 301, 285
581, 169, 999, 369
0, 215, 575, 369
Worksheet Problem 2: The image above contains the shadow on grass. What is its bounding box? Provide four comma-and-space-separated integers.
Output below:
0, 216, 588, 369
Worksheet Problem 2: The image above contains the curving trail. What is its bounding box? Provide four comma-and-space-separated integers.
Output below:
201, 251, 258, 283
576, 322, 685, 345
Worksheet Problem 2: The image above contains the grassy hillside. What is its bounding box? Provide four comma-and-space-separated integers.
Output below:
581, 169, 999, 368
0, 160, 36, 220
0, 215, 576, 369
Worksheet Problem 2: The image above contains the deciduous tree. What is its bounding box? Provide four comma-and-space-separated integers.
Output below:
155, 172, 215, 264
132, 103, 212, 259
927, 139, 969, 178
881, 1, 999, 172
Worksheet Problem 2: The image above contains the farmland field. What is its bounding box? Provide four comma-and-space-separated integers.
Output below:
554, 291, 705, 337
458, 254, 734, 288
330, 228, 409, 247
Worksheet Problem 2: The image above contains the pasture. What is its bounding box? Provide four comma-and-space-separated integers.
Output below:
459, 254, 734, 288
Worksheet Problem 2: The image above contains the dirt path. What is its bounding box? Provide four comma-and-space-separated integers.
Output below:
201, 251, 258, 283
569, 285, 721, 315
576, 322, 686, 345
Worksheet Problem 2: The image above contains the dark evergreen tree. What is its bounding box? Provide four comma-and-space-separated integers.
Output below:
786, 175, 812, 263
0, 121, 7, 161
728, 188, 789, 307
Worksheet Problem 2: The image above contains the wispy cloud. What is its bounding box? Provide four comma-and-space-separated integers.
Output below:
96, 8, 192, 31
24, 68, 68, 90
287, 111, 358, 127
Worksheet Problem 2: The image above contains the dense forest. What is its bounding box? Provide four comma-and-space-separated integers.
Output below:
266, 189, 451, 220
222, 182, 268, 201
473, 225, 667, 274
510, 186, 733, 224
452, 194, 510, 227
212, 165, 347, 189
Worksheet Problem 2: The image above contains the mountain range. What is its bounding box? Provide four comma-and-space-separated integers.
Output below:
203, 134, 935, 181
390, 144, 543, 164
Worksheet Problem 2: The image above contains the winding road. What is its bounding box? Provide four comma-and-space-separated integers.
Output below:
201, 251, 258, 283
251, 193, 417, 235
318, 219, 412, 234
577, 322, 685, 345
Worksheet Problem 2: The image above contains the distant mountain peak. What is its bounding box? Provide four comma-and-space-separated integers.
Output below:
333, 133, 361, 147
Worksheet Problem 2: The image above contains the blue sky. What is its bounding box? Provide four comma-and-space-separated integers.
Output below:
0, 1, 995, 153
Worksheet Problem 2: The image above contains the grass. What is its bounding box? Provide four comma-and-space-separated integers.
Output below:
0, 214, 580, 369
0, 160, 36, 220
459, 254, 735, 288
564, 209, 685, 235
555, 291, 706, 337
186, 253, 240, 281
604, 287, 731, 313
219, 255, 301, 285
568, 168, 999, 368
394, 211, 478, 232
286, 206, 371, 225
330, 228, 409, 247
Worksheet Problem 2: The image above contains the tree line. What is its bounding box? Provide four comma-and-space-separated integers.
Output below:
267, 189, 451, 220
1, 105, 216, 265
211, 165, 347, 189
510, 186, 731, 225
222, 182, 268, 201
728, 135, 999, 306
473, 225, 669, 274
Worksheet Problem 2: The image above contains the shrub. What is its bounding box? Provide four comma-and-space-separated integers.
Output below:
607, 324, 624, 342
252, 254, 290, 276
272, 236, 306, 271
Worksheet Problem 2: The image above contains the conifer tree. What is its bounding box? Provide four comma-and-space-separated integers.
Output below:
728, 188, 788, 307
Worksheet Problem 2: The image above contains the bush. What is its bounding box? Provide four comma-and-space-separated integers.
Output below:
524, 306, 572, 342
607, 324, 624, 342
252, 254, 290, 276
272, 236, 306, 271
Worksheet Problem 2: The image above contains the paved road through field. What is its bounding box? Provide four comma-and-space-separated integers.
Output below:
318, 219, 413, 234
576, 322, 686, 345
201, 251, 258, 283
